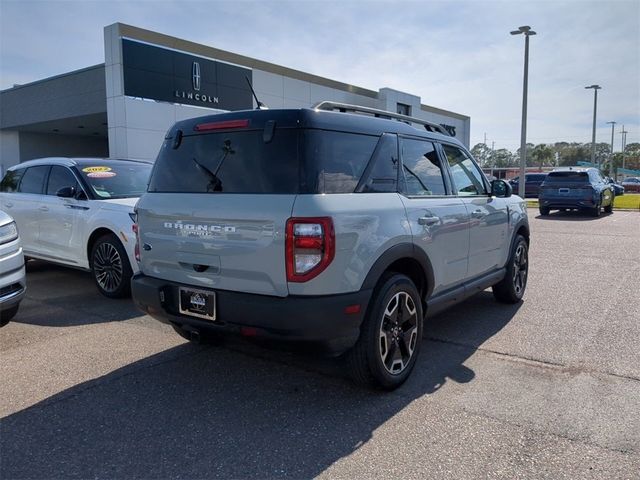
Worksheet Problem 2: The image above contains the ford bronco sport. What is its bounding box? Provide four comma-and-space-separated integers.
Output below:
132, 102, 529, 389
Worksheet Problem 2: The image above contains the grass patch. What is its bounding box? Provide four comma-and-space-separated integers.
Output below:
525, 195, 640, 210
614, 194, 640, 210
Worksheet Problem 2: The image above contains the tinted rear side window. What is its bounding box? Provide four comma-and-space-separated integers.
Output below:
400, 138, 446, 195
304, 130, 378, 194
19, 166, 49, 194
545, 172, 588, 183
0, 169, 24, 192
149, 130, 299, 194
357, 134, 398, 193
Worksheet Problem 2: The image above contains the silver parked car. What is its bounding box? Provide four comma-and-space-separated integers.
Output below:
0, 210, 26, 325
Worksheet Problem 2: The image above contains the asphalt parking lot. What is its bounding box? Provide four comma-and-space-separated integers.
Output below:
1, 209, 639, 479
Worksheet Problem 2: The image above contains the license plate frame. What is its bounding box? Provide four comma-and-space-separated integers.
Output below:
178, 287, 216, 321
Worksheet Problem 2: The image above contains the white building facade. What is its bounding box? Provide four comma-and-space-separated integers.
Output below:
1, 23, 470, 174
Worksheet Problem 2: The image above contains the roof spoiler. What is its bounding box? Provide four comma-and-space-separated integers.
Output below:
312, 101, 451, 136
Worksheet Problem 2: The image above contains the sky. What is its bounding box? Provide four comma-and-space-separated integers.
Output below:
0, 0, 638, 151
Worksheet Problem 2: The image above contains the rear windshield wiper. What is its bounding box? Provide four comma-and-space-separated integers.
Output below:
193, 158, 222, 192
192, 140, 235, 193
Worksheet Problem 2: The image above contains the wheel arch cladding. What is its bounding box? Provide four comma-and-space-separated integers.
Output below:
361, 243, 435, 300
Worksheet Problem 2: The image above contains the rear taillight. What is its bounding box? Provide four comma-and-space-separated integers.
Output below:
286, 217, 335, 282
129, 211, 140, 262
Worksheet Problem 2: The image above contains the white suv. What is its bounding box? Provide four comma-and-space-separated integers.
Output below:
0, 158, 152, 298
0, 210, 25, 325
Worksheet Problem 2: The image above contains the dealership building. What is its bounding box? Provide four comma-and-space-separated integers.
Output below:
0, 23, 470, 176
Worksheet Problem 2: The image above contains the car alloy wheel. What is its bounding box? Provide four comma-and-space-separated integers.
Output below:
512, 243, 528, 297
93, 241, 124, 294
378, 291, 419, 375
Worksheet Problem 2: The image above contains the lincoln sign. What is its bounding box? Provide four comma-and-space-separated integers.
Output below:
121, 39, 253, 111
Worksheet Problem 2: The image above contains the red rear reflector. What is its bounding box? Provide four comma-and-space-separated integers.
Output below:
344, 304, 361, 315
240, 327, 258, 337
194, 119, 249, 131
294, 237, 323, 249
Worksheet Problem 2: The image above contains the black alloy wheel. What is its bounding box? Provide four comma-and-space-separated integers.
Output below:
493, 234, 529, 304
90, 233, 133, 298
378, 291, 420, 375
346, 273, 423, 390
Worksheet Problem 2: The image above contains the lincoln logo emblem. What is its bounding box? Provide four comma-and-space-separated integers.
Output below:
192, 61, 201, 91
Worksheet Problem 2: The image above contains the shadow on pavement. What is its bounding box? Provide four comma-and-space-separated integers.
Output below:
535, 210, 612, 221
13, 260, 143, 327
1, 291, 520, 478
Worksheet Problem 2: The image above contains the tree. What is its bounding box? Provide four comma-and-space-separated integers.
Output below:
492, 149, 516, 168
515, 143, 535, 166
531, 144, 554, 169
471, 143, 492, 166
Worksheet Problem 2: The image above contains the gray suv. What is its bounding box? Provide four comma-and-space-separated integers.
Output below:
132, 103, 530, 389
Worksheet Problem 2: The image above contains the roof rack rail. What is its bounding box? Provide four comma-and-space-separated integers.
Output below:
312, 101, 451, 136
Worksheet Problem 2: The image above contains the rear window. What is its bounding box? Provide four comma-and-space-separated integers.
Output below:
545, 172, 588, 183
304, 130, 377, 194
148, 128, 379, 194
149, 130, 300, 194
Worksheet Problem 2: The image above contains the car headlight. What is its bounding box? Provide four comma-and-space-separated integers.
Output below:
0, 221, 19, 245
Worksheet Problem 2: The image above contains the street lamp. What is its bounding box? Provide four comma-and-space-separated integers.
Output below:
620, 126, 628, 174
511, 25, 536, 198
585, 85, 602, 168
606, 121, 616, 178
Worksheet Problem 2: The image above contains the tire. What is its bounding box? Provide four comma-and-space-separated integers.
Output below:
90, 233, 133, 298
493, 235, 529, 304
591, 198, 602, 217
0, 303, 19, 326
539, 206, 550, 216
604, 194, 614, 213
346, 273, 423, 390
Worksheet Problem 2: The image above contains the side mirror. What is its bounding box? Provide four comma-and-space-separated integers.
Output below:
56, 186, 76, 198
491, 179, 512, 198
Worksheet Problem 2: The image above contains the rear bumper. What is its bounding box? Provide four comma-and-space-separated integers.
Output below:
539, 196, 597, 209
132, 274, 371, 354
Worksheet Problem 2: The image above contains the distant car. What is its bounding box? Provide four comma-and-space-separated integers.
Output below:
606, 177, 624, 196
621, 177, 640, 193
538, 167, 614, 217
0, 210, 26, 326
0, 158, 153, 298
509, 173, 548, 198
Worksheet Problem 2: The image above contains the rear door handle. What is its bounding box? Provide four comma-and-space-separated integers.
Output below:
418, 216, 440, 226
39, 206, 49, 212
471, 210, 485, 219
4, 202, 13, 208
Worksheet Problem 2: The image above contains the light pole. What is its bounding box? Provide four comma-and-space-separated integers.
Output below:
585, 85, 602, 168
620, 126, 628, 174
606, 121, 616, 178
511, 25, 536, 198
